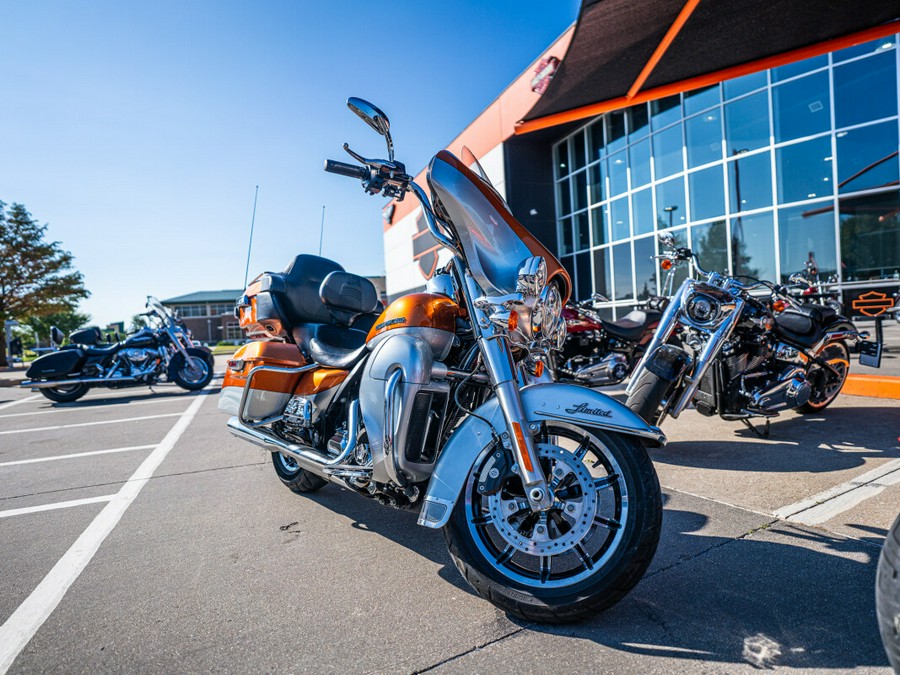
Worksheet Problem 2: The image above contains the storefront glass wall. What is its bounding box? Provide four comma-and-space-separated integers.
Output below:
553, 36, 900, 318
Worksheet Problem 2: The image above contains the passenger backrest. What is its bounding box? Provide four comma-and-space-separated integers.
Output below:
319, 271, 379, 326
259, 255, 344, 326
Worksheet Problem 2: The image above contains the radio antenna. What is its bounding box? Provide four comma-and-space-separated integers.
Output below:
318, 205, 326, 256
243, 185, 259, 287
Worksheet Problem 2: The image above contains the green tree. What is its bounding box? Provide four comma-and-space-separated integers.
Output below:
129, 313, 149, 332
21, 311, 91, 348
0, 202, 90, 366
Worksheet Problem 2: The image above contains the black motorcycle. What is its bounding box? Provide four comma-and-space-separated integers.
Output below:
551, 294, 667, 387
23, 297, 214, 402
625, 233, 880, 432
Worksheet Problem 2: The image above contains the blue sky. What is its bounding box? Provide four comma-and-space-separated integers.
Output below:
1, 1, 578, 326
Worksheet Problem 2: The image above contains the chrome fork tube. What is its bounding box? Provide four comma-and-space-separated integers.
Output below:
626, 282, 687, 396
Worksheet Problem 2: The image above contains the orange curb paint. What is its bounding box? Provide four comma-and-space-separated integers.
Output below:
842, 374, 900, 400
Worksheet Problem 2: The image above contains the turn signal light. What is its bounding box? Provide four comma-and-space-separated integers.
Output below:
508, 311, 519, 332
660, 259, 673, 270
772, 300, 787, 313
533, 360, 544, 377
227, 359, 245, 371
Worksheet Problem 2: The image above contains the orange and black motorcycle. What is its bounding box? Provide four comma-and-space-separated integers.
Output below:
219, 98, 665, 622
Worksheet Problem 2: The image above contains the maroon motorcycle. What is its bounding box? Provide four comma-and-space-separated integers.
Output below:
551, 294, 668, 387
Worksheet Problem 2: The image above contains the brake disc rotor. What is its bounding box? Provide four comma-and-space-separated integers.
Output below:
486, 443, 598, 556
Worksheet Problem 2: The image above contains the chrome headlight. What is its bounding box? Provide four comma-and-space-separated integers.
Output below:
516, 256, 547, 297
685, 293, 721, 325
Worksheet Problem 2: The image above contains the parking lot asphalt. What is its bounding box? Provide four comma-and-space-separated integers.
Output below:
0, 355, 897, 673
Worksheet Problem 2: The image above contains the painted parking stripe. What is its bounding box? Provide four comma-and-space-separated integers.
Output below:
0, 397, 193, 419
0, 445, 156, 468
0, 412, 184, 436
0, 390, 209, 673
0, 395, 40, 412
0, 495, 114, 520
775, 457, 900, 525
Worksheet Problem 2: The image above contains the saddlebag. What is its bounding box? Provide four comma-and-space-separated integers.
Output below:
218, 341, 309, 419
26, 349, 86, 379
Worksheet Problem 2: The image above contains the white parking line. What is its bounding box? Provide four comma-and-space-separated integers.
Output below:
775, 457, 900, 525
0, 445, 156, 468
0, 397, 193, 419
0, 412, 183, 436
0, 395, 40, 412
0, 495, 114, 520
0, 390, 209, 673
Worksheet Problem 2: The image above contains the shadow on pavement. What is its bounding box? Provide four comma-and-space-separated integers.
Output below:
45, 384, 223, 408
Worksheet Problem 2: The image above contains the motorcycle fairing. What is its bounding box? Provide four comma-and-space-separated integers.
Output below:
417, 382, 666, 529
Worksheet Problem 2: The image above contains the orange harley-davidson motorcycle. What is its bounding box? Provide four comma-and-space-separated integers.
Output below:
219, 98, 665, 622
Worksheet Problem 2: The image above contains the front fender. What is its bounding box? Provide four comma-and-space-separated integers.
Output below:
417, 382, 666, 529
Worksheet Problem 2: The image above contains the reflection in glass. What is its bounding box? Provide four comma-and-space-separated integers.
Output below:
558, 216, 574, 255
589, 121, 605, 161
575, 211, 590, 251
685, 109, 722, 168
610, 196, 630, 241
593, 247, 612, 299
557, 178, 571, 215
778, 202, 837, 283
728, 150, 772, 213
723, 71, 767, 100
772, 71, 830, 143
608, 150, 628, 197
628, 104, 650, 141
731, 211, 776, 283
606, 111, 627, 153
836, 122, 900, 194
589, 162, 605, 205
724, 91, 769, 154
572, 170, 588, 212
689, 165, 725, 221
656, 177, 686, 229
630, 138, 652, 188
833, 38, 896, 63
555, 143, 569, 176
771, 54, 827, 82
570, 135, 586, 172
684, 85, 721, 116
633, 236, 657, 300
663, 227, 690, 292
633, 188, 654, 236
776, 136, 833, 204
613, 242, 634, 300
691, 220, 728, 275
834, 51, 898, 128
575, 251, 592, 300
652, 124, 684, 179
651, 95, 681, 130
839, 191, 900, 281
590, 206, 607, 246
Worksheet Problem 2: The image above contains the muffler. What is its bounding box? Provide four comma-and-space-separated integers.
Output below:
23, 376, 139, 389
573, 353, 629, 386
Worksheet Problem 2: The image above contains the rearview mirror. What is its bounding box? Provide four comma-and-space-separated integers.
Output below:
789, 273, 811, 287
657, 232, 676, 249
347, 97, 394, 161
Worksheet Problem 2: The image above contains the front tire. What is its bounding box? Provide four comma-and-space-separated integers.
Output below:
271, 452, 328, 494
797, 341, 849, 413
444, 423, 662, 623
169, 353, 213, 391
39, 383, 89, 403
625, 369, 668, 425
877, 513, 900, 672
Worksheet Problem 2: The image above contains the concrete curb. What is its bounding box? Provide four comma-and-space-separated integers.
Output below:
842, 373, 900, 400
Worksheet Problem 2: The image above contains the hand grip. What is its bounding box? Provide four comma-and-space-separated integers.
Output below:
324, 159, 368, 180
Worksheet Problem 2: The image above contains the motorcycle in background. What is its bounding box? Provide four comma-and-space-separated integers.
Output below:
551, 294, 667, 386
787, 254, 842, 314
219, 97, 665, 622
22, 296, 215, 402
625, 233, 880, 433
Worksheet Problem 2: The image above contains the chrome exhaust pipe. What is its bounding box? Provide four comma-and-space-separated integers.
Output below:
23, 376, 139, 389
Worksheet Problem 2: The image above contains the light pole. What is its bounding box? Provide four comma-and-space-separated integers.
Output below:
663, 205, 678, 230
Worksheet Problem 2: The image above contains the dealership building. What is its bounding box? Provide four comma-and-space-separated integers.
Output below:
383, 2, 900, 320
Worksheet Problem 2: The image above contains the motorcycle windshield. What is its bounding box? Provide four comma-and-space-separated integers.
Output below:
427, 149, 569, 299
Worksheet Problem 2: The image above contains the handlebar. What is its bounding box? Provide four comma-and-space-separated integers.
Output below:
324, 160, 369, 180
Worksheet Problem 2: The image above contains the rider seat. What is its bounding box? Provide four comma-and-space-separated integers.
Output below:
601, 309, 661, 342
773, 303, 839, 348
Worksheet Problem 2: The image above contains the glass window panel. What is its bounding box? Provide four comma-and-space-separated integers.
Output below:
590, 206, 607, 246
554, 142, 569, 176
629, 138, 652, 188
834, 51, 898, 129
558, 217, 574, 255
839, 190, 900, 282
728, 150, 773, 213
608, 150, 628, 196
633, 188, 654, 236
778, 202, 838, 283
628, 104, 650, 141
610, 196, 630, 241
776, 136, 833, 204
656, 177, 687, 229
833, 37, 896, 63
771, 54, 827, 82
689, 165, 726, 222
684, 85, 721, 116
575, 252, 592, 300
731, 211, 776, 283
723, 71, 767, 100
772, 71, 830, 143
652, 124, 684, 179
570, 134, 587, 172
724, 91, 769, 154
836, 121, 900, 195
691, 220, 728, 275
557, 178, 571, 216
612, 242, 634, 300
572, 170, 588, 212
589, 120, 605, 161
593, 247, 612, 299
561, 254, 576, 293
651, 95, 681, 130
574, 211, 590, 251
685, 109, 723, 168
633, 236, 658, 300
589, 162, 605, 205
606, 111, 627, 153
662, 227, 691, 291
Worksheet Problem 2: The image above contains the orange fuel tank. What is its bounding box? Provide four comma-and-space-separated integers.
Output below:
367, 293, 460, 342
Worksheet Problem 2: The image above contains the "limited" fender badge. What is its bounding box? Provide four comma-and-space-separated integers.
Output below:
565, 403, 612, 417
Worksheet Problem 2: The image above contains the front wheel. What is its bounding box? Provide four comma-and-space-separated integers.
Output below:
39, 382, 89, 403
169, 352, 213, 391
625, 369, 668, 425
444, 423, 662, 623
